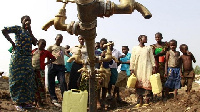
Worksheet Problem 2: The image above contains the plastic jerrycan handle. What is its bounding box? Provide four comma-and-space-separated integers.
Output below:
71, 89, 81, 93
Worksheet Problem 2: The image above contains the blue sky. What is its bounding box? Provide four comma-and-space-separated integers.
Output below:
0, 0, 200, 75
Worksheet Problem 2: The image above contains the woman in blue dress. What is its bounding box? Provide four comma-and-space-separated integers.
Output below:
2, 15, 38, 111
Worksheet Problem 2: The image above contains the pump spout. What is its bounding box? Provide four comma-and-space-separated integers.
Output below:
42, 3, 74, 32
67, 49, 84, 64
106, 0, 152, 19
99, 42, 119, 63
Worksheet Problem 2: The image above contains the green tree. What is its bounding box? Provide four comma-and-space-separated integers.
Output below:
194, 65, 200, 75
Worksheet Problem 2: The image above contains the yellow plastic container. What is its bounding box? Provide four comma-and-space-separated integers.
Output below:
127, 73, 137, 88
62, 89, 88, 112
150, 73, 163, 94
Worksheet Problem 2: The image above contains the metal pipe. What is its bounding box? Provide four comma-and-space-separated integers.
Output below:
112, 0, 152, 19
77, 0, 94, 4
133, 2, 152, 19
100, 43, 118, 63
42, 3, 75, 32
102, 0, 152, 19
112, 0, 135, 14
67, 49, 84, 64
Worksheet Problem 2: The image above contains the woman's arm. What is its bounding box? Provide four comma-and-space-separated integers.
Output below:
2, 29, 15, 49
27, 25, 37, 46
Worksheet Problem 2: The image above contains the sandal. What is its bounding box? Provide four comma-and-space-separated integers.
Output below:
15, 105, 24, 111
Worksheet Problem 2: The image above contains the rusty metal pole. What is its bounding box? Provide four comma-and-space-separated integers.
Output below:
76, 0, 98, 111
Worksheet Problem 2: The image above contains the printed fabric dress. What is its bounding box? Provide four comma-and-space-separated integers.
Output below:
5, 26, 35, 104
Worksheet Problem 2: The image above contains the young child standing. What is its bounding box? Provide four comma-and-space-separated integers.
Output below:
32, 39, 56, 108
114, 46, 131, 102
164, 39, 181, 99
64, 45, 73, 90
130, 35, 156, 107
151, 32, 169, 99
179, 44, 196, 94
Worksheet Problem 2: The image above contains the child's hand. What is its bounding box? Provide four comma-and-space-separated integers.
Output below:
164, 73, 168, 77
130, 70, 134, 74
101, 51, 106, 57
152, 66, 156, 74
119, 61, 123, 64
45, 62, 51, 66
180, 72, 183, 78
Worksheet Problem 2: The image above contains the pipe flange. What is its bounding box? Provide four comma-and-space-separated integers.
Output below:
67, 21, 75, 35
72, 21, 80, 36
98, 0, 105, 17
79, 20, 97, 30
77, 0, 94, 4
104, 0, 113, 17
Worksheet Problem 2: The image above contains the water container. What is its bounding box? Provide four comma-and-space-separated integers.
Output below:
150, 73, 162, 94
127, 73, 137, 88
159, 56, 165, 62
62, 89, 88, 112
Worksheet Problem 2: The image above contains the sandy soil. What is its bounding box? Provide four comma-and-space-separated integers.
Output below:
0, 77, 200, 112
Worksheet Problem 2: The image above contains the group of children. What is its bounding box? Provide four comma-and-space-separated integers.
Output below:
2, 15, 196, 111
132, 33, 196, 107
152, 33, 196, 99
93, 33, 196, 109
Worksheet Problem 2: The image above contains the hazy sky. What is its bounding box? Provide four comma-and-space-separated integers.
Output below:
0, 0, 200, 75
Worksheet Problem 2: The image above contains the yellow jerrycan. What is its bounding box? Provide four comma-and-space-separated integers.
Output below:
150, 73, 163, 94
127, 73, 137, 88
62, 89, 88, 112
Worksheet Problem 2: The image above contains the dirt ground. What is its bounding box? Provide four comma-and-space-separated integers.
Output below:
0, 77, 200, 112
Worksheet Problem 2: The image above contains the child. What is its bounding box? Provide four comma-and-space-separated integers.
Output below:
2, 15, 37, 111
114, 46, 131, 102
107, 41, 122, 100
164, 39, 181, 99
32, 39, 56, 108
64, 45, 73, 90
130, 35, 156, 107
151, 32, 169, 99
47, 34, 67, 107
96, 38, 113, 109
179, 44, 196, 94
95, 42, 100, 50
